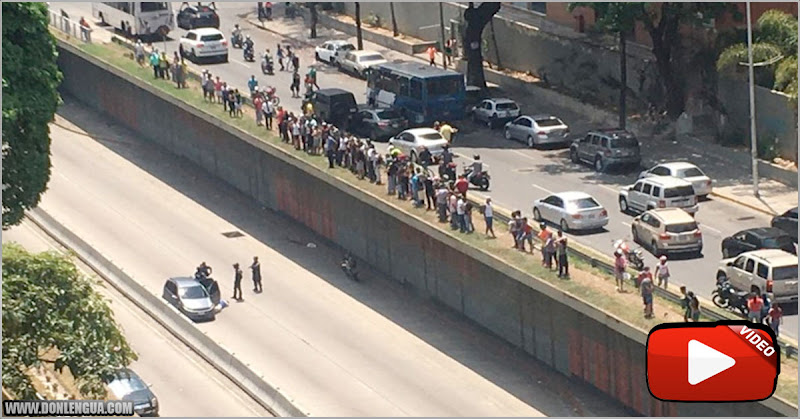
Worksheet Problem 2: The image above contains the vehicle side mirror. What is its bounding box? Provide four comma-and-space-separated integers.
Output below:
727, 261, 734, 266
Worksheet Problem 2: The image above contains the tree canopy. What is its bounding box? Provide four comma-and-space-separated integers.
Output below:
2, 2, 62, 229
2, 243, 135, 399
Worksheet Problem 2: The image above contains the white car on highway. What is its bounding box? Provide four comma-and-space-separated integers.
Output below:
180, 28, 228, 63
638, 161, 714, 198
471, 98, 521, 129
339, 50, 388, 78
388, 128, 449, 162
532, 191, 609, 232
315, 40, 356, 65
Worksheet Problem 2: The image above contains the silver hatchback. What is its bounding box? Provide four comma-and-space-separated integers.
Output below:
162, 276, 218, 321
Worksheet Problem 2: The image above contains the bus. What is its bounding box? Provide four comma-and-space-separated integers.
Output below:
366, 61, 465, 126
91, 2, 174, 38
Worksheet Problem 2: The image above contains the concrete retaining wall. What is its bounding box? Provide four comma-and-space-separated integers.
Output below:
55, 40, 796, 417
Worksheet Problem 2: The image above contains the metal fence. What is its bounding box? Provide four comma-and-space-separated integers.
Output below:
48, 8, 92, 43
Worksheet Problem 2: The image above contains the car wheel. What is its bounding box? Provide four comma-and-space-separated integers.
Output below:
619, 197, 629, 214
489, 115, 497, 129
330, 57, 336, 66
315, 52, 321, 61
504, 128, 512, 140
221, 54, 229, 63
570, 148, 580, 164
527, 135, 535, 148
191, 49, 197, 61
560, 219, 570, 233
594, 156, 605, 172
533, 207, 542, 222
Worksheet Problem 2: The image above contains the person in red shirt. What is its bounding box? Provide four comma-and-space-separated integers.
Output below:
767, 303, 783, 337
454, 175, 469, 198
636, 265, 653, 288
746, 293, 764, 323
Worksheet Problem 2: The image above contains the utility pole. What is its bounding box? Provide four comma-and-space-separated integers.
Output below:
746, 1, 760, 197
439, 2, 447, 70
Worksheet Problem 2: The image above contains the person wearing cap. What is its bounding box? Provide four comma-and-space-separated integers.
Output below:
654, 255, 670, 289
232, 263, 243, 301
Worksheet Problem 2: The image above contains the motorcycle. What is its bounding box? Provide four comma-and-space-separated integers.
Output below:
243, 45, 255, 62
463, 165, 490, 191
340, 254, 359, 282
231, 32, 243, 48
261, 55, 274, 75
613, 239, 645, 271
438, 161, 457, 183
712, 278, 750, 316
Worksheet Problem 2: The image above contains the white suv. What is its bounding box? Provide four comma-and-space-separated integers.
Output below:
619, 176, 698, 216
180, 28, 228, 62
716, 249, 798, 305
471, 98, 521, 129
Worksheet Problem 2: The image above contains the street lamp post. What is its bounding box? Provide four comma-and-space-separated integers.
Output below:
746, 1, 760, 198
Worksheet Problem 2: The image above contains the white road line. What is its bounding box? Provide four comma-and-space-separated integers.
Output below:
531, 184, 555, 195
596, 184, 619, 193
231, 58, 250, 68
621, 221, 631, 227
701, 224, 722, 235
511, 149, 539, 162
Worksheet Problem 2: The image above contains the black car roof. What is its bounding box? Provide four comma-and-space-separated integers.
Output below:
740, 227, 790, 239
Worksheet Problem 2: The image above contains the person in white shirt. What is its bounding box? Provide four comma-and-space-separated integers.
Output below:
654, 255, 670, 289
484, 197, 495, 237
457, 197, 467, 233
263, 99, 274, 130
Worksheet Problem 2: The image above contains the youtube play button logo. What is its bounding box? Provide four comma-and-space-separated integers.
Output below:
647, 322, 780, 402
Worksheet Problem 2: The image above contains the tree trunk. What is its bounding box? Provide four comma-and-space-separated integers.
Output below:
462, 2, 500, 89
309, 3, 318, 39
645, 5, 685, 118
390, 2, 398, 37
619, 31, 627, 129
355, 2, 363, 50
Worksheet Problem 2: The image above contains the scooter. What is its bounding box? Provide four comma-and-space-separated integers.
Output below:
243, 45, 255, 62
261, 55, 274, 75
613, 239, 645, 271
264, 86, 280, 106
463, 165, 490, 191
231, 32, 243, 48
340, 254, 359, 282
712, 278, 750, 316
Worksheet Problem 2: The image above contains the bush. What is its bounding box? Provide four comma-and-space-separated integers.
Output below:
364, 12, 381, 28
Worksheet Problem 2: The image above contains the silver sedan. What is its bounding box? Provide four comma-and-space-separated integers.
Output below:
504, 115, 570, 148
532, 191, 609, 232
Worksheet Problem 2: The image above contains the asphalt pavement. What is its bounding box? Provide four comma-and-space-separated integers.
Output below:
58, 2, 797, 340
2, 220, 271, 417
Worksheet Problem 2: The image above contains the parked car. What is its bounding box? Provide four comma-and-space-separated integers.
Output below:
721, 227, 796, 258
388, 128, 449, 162
106, 368, 159, 416
179, 28, 228, 63
631, 208, 703, 257
569, 129, 641, 172
315, 40, 356, 65
771, 206, 798, 243
639, 162, 713, 198
504, 115, 570, 148
351, 106, 408, 141
339, 50, 388, 78
310, 88, 358, 129
162, 276, 218, 321
619, 176, 698, 216
532, 191, 608, 232
716, 249, 798, 305
177, 2, 219, 29
471, 98, 521, 129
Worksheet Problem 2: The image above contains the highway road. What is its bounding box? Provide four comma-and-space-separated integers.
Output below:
38, 100, 634, 416
2, 220, 271, 417
57, 3, 797, 337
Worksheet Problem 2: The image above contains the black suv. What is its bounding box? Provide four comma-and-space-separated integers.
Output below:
569, 129, 641, 172
311, 88, 358, 129
177, 2, 220, 30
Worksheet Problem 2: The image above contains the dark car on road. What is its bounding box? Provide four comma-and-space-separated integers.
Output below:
177, 2, 220, 30
106, 368, 159, 416
569, 129, 641, 172
350, 106, 408, 141
721, 227, 796, 258
771, 207, 798, 243
162, 276, 219, 321
311, 88, 358, 129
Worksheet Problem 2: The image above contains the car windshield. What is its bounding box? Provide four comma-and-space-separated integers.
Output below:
419, 133, 444, 141
567, 197, 600, 210
180, 285, 208, 299
664, 186, 695, 198
666, 222, 698, 233
496, 103, 518, 110
773, 265, 798, 280
535, 118, 563, 127
377, 109, 402, 119
786, 208, 798, 219
360, 54, 384, 62
679, 168, 705, 177
763, 237, 793, 249
609, 136, 638, 148
140, 2, 168, 12
425, 76, 463, 97
200, 34, 223, 41
340, 44, 356, 51
108, 373, 147, 396
332, 95, 357, 107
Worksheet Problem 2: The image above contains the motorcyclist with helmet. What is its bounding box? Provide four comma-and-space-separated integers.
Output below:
231, 24, 242, 47
465, 155, 483, 184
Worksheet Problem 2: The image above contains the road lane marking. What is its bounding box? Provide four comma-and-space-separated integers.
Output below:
700, 223, 722, 235
621, 221, 631, 227
231, 58, 250, 68
511, 149, 540, 162
596, 184, 619, 193
531, 184, 555, 195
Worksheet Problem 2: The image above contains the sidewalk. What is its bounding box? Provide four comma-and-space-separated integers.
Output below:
254, 10, 798, 217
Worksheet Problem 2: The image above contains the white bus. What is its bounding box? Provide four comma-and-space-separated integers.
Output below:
91, 2, 174, 38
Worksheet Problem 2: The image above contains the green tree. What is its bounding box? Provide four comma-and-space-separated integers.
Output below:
570, 3, 736, 118
2, 244, 136, 399
2, 2, 62, 229
717, 9, 797, 101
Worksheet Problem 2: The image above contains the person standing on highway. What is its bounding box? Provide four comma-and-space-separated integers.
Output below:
250, 257, 262, 293
654, 255, 670, 289
149, 49, 160, 78
746, 292, 764, 323
235, 89, 244, 118
544, 232, 555, 270
435, 183, 449, 222
308, 66, 319, 90
427, 45, 437, 67
456, 196, 467, 233
679, 286, 690, 322
325, 131, 338, 169
292, 52, 300, 73
556, 230, 569, 278
439, 121, 456, 144
135, 40, 145, 66
254, 94, 264, 126
518, 218, 534, 253
537, 223, 551, 264
454, 175, 468, 200
232, 263, 243, 301
276, 44, 285, 71
248, 75, 259, 97
767, 303, 783, 337
484, 198, 496, 238
221, 83, 230, 112
291, 70, 301, 97
614, 249, 627, 292
688, 292, 700, 322
159, 52, 170, 80
264, 98, 274, 130
448, 192, 459, 229
639, 267, 654, 318
423, 175, 435, 211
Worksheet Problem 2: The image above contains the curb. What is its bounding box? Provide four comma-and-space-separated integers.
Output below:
246, 17, 317, 49
710, 190, 780, 217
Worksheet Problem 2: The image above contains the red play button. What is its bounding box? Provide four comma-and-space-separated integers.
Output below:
647, 321, 780, 402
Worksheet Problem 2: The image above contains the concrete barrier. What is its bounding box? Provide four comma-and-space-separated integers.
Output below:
25, 208, 307, 417
55, 40, 797, 417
